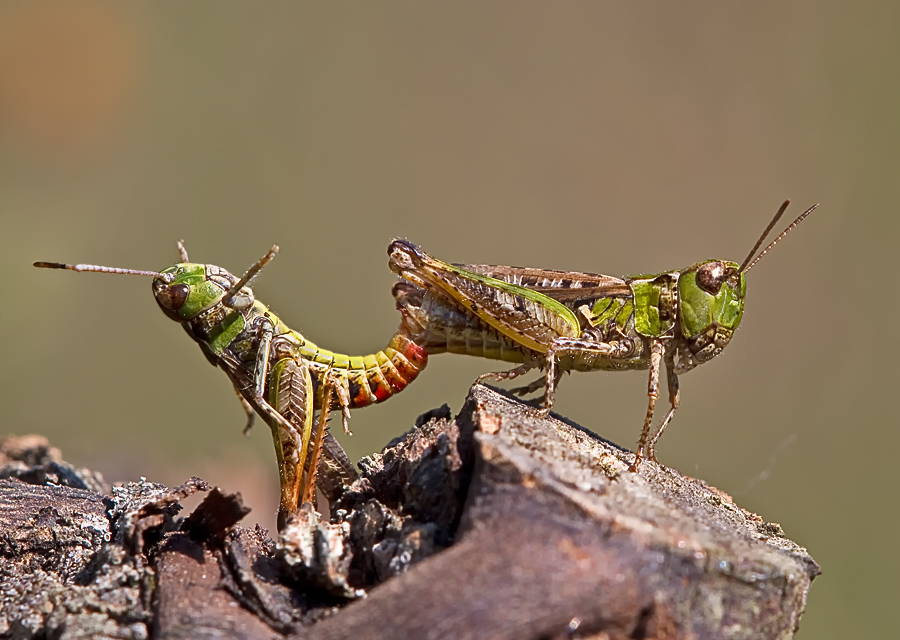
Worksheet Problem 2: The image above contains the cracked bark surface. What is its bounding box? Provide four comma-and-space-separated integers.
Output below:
0, 385, 819, 640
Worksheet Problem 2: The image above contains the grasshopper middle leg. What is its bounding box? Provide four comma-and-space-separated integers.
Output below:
542, 336, 637, 416
630, 340, 682, 471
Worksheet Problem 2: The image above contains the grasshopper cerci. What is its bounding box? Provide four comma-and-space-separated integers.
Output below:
35, 243, 428, 529
389, 201, 817, 471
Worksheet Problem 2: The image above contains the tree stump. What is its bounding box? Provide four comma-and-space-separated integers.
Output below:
0, 385, 819, 640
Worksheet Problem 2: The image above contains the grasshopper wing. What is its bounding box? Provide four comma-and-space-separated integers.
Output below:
453, 263, 632, 303
389, 240, 581, 353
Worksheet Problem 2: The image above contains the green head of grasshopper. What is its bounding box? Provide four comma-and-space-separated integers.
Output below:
153, 262, 225, 321
678, 261, 745, 332
35, 242, 281, 363
152, 261, 261, 322
670, 259, 746, 364
36, 241, 278, 325
153, 243, 277, 324
668, 201, 817, 367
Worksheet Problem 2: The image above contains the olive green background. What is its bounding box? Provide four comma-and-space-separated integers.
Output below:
0, 3, 894, 637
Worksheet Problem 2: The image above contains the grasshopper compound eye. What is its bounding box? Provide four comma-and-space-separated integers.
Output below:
154, 281, 189, 311
694, 261, 727, 295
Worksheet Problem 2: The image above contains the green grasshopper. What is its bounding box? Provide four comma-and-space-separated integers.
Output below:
35, 243, 428, 529
389, 201, 816, 471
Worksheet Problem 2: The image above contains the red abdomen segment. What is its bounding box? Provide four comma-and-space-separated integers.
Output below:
341, 332, 428, 408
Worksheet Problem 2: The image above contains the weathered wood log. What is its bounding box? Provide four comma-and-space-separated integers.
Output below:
0, 385, 818, 639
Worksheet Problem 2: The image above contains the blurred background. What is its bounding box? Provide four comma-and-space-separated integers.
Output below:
0, 2, 894, 636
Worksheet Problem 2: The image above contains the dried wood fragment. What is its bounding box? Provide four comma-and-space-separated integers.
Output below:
303, 385, 819, 640
0, 387, 818, 640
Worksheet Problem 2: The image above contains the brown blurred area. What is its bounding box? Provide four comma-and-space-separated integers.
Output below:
0, 3, 895, 637
0, 2, 142, 159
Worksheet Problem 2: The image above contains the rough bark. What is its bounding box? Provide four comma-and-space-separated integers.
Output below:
0, 385, 819, 640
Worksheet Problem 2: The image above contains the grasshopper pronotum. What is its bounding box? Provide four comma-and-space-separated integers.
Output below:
36, 243, 428, 529
389, 201, 816, 471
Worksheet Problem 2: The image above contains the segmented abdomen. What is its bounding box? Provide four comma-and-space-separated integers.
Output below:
396, 285, 533, 365
287, 331, 428, 410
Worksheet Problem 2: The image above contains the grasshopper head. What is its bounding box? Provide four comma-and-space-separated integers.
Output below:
153, 263, 249, 322
154, 244, 277, 321
677, 260, 745, 363
675, 200, 818, 367
35, 241, 277, 323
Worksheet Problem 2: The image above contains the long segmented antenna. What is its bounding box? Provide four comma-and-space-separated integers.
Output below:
223, 245, 279, 306
739, 200, 791, 273
33, 262, 174, 283
742, 203, 819, 273
177, 239, 189, 262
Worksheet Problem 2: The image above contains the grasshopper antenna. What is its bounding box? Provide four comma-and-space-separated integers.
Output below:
223, 245, 279, 307
177, 239, 189, 262
740, 201, 819, 273
33, 262, 174, 283
739, 200, 790, 273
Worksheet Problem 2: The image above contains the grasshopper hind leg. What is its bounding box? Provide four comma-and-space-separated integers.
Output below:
318, 432, 359, 502
508, 374, 548, 398
475, 362, 537, 386
300, 378, 334, 507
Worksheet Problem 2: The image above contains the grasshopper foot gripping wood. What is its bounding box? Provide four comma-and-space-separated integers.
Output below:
35, 244, 428, 530
389, 201, 817, 471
